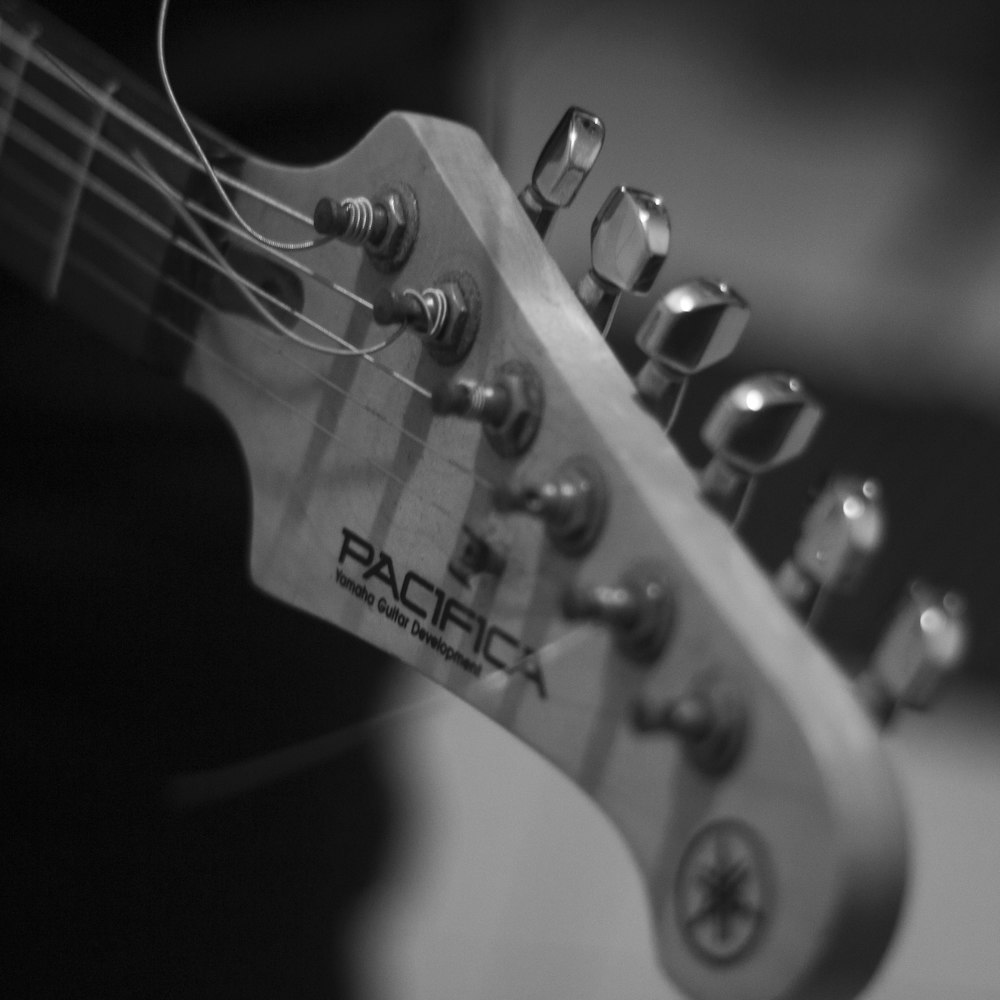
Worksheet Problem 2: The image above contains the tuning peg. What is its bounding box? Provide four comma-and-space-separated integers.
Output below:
518, 107, 605, 239
858, 582, 968, 725
634, 279, 749, 431
562, 565, 674, 661
575, 186, 671, 336
775, 476, 886, 619
631, 678, 746, 775
700, 373, 823, 525
313, 185, 418, 270
431, 360, 544, 457
371, 271, 481, 365
494, 457, 607, 555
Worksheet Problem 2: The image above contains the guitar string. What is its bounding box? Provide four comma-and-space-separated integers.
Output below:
133, 148, 414, 360
0, 147, 495, 513
23, 47, 409, 364
164, 690, 454, 808
0, 85, 512, 492
0, 22, 626, 716
0, 63, 427, 365
1, 170, 618, 714
0, 23, 640, 794
1, 191, 611, 729
154, 0, 325, 253
2, 24, 319, 231
0, 25, 587, 491
6, 17, 423, 364
20, 219, 619, 764
0, 89, 613, 692
165, 622, 605, 808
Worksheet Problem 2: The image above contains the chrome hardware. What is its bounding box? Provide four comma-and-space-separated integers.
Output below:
313, 183, 418, 272
519, 106, 605, 239
372, 271, 480, 365
632, 677, 747, 775
431, 360, 544, 457
700, 373, 823, 525
494, 456, 608, 555
448, 523, 507, 586
634, 279, 749, 432
563, 563, 674, 662
776, 476, 885, 618
858, 582, 968, 725
576, 186, 671, 336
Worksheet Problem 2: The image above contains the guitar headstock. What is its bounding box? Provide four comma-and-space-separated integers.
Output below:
183, 111, 908, 1000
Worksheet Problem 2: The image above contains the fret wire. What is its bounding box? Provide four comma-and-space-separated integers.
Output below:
0, 125, 499, 495
0, 19, 37, 158
0, 107, 432, 397
45, 76, 117, 298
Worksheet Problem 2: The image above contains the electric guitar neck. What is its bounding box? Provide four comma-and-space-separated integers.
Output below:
0, 4, 923, 999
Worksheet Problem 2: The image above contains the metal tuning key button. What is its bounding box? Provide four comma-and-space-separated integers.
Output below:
518, 106, 605, 239
775, 476, 886, 619
562, 564, 674, 662
699, 373, 823, 525
494, 456, 608, 555
634, 279, 749, 432
431, 361, 544, 457
858, 582, 968, 725
575, 186, 671, 337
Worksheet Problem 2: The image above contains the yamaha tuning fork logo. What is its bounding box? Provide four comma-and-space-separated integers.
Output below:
676, 819, 770, 965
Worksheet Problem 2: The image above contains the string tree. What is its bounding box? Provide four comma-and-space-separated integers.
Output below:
312, 182, 418, 272
634, 278, 749, 432
699, 372, 823, 526
493, 456, 608, 556
518, 106, 605, 239
858, 582, 968, 726
447, 521, 508, 586
562, 563, 675, 662
775, 476, 886, 620
431, 360, 544, 458
371, 270, 481, 365
576, 186, 671, 336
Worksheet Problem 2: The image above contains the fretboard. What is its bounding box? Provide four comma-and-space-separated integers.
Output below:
0, 0, 240, 372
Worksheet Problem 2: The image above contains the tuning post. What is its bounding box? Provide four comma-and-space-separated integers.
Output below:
494, 456, 608, 555
431, 360, 544, 457
313, 183, 418, 271
576, 186, 671, 336
857, 582, 968, 726
372, 270, 480, 365
634, 279, 750, 432
631, 678, 747, 775
562, 564, 674, 661
775, 476, 886, 619
700, 373, 823, 526
519, 106, 605, 239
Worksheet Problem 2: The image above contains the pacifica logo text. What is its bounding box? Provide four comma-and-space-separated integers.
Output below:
336, 527, 546, 698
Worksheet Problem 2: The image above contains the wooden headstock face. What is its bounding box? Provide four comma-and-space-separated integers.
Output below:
182, 112, 906, 1000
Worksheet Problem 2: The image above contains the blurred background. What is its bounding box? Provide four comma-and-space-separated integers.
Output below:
4, 1, 999, 998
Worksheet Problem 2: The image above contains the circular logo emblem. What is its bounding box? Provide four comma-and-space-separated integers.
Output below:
675, 819, 770, 965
